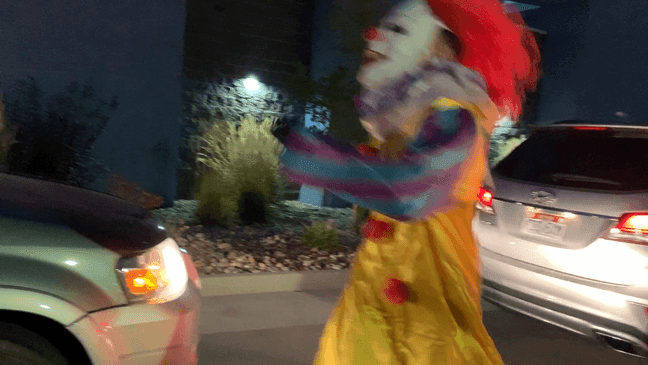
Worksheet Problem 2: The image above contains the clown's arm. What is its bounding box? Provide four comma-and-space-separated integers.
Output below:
277, 104, 477, 222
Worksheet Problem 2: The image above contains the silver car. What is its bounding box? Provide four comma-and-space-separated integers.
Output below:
474, 123, 648, 358
0, 172, 202, 364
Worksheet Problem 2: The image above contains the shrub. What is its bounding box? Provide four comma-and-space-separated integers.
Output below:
301, 220, 341, 251
353, 205, 372, 236
195, 116, 286, 226
0, 96, 17, 167
2, 78, 116, 188
237, 190, 268, 225
194, 171, 239, 227
488, 118, 528, 167
489, 135, 527, 167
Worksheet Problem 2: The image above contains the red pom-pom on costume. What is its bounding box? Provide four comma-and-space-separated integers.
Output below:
356, 143, 380, 158
426, 0, 540, 119
363, 219, 395, 241
384, 278, 410, 305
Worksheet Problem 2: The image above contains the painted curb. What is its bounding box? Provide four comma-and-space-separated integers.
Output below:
198, 269, 350, 297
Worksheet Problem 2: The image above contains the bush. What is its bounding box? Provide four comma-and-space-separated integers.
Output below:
301, 220, 341, 251
353, 205, 372, 236
489, 135, 527, 167
488, 118, 528, 167
2, 78, 116, 188
237, 190, 268, 225
194, 171, 239, 227
195, 116, 286, 226
0, 96, 17, 167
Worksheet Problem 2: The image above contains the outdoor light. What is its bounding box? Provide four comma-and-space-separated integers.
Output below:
243, 77, 260, 91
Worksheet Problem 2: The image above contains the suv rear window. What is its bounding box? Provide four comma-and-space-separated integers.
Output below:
493, 129, 648, 191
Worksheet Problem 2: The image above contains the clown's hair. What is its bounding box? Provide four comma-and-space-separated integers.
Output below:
426, 0, 540, 119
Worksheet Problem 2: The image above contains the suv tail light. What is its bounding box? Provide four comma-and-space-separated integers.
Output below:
602, 213, 648, 244
476, 187, 495, 214
573, 126, 609, 131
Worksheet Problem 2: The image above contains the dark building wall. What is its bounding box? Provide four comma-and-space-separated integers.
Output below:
523, 0, 648, 125
309, 0, 359, 81
183, 0, 315, 87
0, 0, 186, 207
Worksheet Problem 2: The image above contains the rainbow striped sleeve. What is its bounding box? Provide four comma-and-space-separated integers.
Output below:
278, 106, 477, 221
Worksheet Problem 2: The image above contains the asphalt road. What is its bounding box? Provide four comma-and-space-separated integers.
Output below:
197, 289, 647, 365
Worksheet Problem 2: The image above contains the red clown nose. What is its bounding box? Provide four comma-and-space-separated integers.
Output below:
363, 27, 381, 41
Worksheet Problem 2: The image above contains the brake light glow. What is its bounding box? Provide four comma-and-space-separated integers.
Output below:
476, 187, 495, 215
478, 187, 493, 207
617, 213, 648, 234
603, 213, 648, 244
573, 126, 608, 131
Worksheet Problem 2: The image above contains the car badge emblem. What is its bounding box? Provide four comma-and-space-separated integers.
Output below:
531, 190, 556, 205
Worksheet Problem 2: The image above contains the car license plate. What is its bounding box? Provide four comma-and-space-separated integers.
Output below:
522, 213, 567, 239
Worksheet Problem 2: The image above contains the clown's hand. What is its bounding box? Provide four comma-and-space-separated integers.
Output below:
379, 132, 409, 162
271, 120, 291, 145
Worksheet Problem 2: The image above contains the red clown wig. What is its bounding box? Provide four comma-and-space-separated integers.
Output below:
426, 0, 540, 119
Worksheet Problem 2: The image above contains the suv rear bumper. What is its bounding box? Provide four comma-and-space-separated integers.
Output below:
68, 279, 200, 365
481, 246, 648, 358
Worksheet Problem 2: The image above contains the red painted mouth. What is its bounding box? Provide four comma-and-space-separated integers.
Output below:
361, 49, 387, 67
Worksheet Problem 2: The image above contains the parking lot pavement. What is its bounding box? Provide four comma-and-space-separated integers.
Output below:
197, 289, 647, 365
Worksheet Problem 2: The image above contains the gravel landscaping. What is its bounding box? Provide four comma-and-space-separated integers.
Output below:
152, 200, 362, 276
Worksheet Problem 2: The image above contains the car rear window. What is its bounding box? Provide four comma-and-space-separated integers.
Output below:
493, 129, 648, 191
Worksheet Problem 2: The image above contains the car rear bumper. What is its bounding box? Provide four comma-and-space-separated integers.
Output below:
481, 246, 648, 357
68, 276, 201, 365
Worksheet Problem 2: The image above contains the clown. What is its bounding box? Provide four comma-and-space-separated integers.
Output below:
273, 0, 539, 363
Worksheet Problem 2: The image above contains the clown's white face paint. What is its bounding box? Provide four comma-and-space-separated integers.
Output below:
357, 0, 449, 90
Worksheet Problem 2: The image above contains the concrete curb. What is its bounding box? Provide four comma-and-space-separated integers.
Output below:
199, 269, 350, 297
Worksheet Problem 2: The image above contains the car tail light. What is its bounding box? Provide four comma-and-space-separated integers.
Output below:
602, 213, 648, 244
573, 126, 609, 131
476, 187, 495, 214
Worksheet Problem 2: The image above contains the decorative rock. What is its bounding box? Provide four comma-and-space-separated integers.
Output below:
258, 263, 267, 270
303, 260, 312, 267
196, 233, 205, 240
227, 251, 239, 260
218, 243, 232, 251
274, 251, 286, 258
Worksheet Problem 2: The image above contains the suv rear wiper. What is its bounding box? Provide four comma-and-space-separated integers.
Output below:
550, 173, 621, 186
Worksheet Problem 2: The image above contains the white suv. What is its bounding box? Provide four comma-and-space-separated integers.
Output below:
0, 172, 201, 364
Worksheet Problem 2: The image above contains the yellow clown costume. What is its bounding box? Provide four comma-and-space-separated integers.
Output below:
273, 0, 539, 363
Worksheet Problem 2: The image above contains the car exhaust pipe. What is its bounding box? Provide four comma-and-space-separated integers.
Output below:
596, 332, 643, 357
